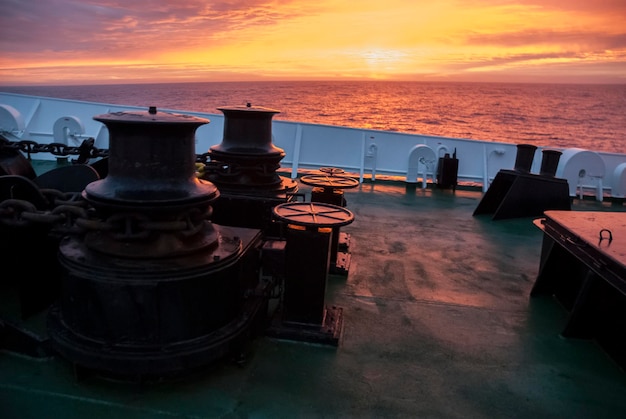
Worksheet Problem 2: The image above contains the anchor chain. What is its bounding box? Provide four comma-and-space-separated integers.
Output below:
1, 137, 214, 237
1, 136, 109, 163
78, 207, 209, 240
0, 191, 87, 233
0, 190, 210, 238
2, 136, 212, 166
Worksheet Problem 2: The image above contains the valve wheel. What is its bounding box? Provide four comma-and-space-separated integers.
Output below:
272, 202, 354, 228
300, 174, 359, 189
319, 167, 345, 175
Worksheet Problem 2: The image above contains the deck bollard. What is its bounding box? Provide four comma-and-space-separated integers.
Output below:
539, 149, 562, 177
473, 144, 570, 220
513, 144, 538, 173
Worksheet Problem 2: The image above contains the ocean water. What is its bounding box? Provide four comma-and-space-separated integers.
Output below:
2, 81, 625, 154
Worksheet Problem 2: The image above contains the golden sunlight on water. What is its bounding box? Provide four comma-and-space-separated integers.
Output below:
4, 81, 625, 153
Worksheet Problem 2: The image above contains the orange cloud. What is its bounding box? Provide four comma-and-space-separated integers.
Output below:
0, 0, 624, 85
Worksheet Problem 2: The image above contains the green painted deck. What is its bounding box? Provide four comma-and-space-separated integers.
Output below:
2, 176, 626, 418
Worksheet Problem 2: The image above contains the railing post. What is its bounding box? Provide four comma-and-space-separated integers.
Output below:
291, 123, 302, 179
359, 132, 366, 183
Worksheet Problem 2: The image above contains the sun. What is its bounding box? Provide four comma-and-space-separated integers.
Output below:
363, 49, 407, 69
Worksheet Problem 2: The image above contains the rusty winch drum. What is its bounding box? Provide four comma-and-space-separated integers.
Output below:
47, 107, 265, 379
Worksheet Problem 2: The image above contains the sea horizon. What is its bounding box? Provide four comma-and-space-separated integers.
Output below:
4, 79, 626, 88
2, 80, 625, 154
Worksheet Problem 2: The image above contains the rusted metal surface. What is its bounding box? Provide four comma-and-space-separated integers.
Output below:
535, 210, 626, 291
86, 108, 217, 209
206, 104, 286, 188
272, 201, 354, 229
46, 107, 267, 379
201, 104, 298, 230
531, 210, 626, 369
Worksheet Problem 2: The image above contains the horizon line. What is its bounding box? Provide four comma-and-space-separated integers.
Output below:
2, 78, 626, 88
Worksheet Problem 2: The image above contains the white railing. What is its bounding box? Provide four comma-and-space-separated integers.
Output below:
2, 92, 625, 198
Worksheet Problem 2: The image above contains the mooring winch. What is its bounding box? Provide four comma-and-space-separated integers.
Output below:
200, 103, 299, 231
46, 107, 269, 379
1, 103, 356, 379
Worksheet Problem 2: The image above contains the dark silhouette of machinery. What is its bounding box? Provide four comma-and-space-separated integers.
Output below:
1, 104, 356, 380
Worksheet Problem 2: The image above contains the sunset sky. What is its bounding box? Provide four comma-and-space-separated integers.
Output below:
1, 0, 625, 85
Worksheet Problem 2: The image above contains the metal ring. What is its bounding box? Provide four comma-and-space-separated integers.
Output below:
599, 228, 613, 242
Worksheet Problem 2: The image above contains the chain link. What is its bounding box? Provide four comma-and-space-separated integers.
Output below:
0, 195, 88, 232
0, 194, 210, 238
1, 137, 212, 238
1, 136, 109, 161
51, 205, 91, 235
40, 189, 86, 207
0, 199, 40, 228
1, 137, 215, 165
196, 152, 211, 165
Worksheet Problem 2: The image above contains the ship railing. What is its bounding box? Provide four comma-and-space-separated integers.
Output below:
1, 92, 625, 199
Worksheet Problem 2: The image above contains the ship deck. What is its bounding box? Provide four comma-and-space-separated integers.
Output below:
2, 172, 626, 418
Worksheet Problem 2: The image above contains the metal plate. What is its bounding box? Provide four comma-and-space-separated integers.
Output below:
540, 210, 626, 295
272, 202, 354, 227
542, 210, 626, 265
93, 108, 209, 125
300, 174, 359, 189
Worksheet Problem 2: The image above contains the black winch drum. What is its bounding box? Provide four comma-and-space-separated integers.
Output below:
47, 107, 265, 378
